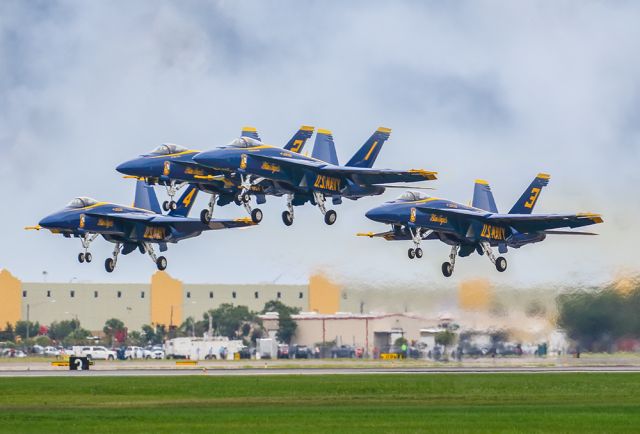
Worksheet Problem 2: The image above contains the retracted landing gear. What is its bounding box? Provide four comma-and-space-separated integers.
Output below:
480, 242, 507, 272
162, 181, 185, 211
407, 228, 429, 259
441, 245, 459, 277
77, 233, 98, 264
282, 194, 294, 226
143, 242, 167, 271
104, 242, 121, 273
313, 192, 337, 225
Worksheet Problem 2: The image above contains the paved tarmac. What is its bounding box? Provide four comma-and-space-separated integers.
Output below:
2, 365, 640, 377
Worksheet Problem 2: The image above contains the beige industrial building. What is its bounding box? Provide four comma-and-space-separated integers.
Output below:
260, 312, 439, 354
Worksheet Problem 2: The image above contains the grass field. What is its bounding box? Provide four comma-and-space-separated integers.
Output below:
0, 374, 638, 433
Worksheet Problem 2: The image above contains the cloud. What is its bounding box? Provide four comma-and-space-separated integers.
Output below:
1, 0, 639, 286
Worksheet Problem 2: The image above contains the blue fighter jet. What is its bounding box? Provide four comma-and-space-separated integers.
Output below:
115, 126, 315, 225
359, 174, 603, 276
27, 182, 256, 272
193, 127, 437, 226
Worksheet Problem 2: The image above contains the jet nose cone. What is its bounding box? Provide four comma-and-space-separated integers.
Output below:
193, 151, 223, 168
116, 158, 142, 175
365, 206, 386, 223
38, 214, 59, 229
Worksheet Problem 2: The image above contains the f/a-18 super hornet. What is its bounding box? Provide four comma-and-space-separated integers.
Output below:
358, 174, 603, 276
115, 126, 314, 225
192, 127, 437, 226
26, 182, 256, 272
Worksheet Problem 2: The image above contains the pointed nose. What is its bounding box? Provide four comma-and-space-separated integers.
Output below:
116, 158, 144, 176
193, 151, 226, 169
365, 206, 388, 223
38, 213, 60, 229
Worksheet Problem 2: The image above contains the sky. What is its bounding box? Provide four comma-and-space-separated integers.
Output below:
1, 0, 639, 287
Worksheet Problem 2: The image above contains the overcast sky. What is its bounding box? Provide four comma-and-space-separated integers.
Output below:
1, 1, 639, 287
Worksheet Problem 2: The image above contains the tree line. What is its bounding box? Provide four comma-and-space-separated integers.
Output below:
0, 300, 300, 348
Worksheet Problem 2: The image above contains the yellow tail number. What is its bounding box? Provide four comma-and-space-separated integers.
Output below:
182, 188, 196, 207
524, 188, 541, 209
480, 224, 505, 240
289, 139, 304, 153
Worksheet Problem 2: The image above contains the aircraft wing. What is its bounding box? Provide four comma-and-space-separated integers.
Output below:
321, 167, 437, 185
86, 212, 155, 223
486, 213, 603, 232
415, 206, 489, 220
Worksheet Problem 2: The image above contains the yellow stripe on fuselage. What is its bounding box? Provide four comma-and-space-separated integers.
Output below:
149, 150, 200, 159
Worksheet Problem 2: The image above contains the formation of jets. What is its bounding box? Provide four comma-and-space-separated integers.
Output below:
27, 126, 603, 276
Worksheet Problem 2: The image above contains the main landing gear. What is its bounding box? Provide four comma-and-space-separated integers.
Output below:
77, 234, 98, 264
143, 242, 167, 271
162, 181, 186, 211
199, 191, 263, 225
282, 194, 295, 226
313, 192, 337, 226
480, 242, 507, 272
104, 242, 121, 273
441, 245, 459, 277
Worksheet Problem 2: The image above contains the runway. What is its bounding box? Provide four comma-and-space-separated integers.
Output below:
2, 365, 640, 377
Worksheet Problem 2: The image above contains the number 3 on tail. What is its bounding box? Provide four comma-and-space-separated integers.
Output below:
524, 188, 540, 209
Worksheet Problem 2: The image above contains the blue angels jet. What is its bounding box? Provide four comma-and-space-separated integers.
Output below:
192, 127, 437, 226
115, 126, 315, 225
26, 182, 256, 272
358, 174, 603, 276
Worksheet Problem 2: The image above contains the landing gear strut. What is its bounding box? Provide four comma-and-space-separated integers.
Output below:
200, 194, 217, 224
236, 176, 264, 224
441, 245, 459, 277
143, 242, 167, 271
313, 192, 337, 225
104, 243, 121, 273
480, 242, 507, 272
162, 181, 185, 212
78, 234, 98, 264
282, 194, 294, 226
407, 228, 428, 259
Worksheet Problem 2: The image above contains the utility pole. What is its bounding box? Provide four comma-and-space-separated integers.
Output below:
26, 304, 30, 341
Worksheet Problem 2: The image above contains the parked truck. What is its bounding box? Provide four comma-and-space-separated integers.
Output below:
257, 338, 278, 359
164, 337, 243, 360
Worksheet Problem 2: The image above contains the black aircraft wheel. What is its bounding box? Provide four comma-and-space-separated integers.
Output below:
156, 256, 168, 271
241, 193, 250, 203
105, 258, 115, 273
251, 208, 263, 224
442, 262, 453, 277
85, 252, 92, 263
282, 211, 293, 226
324, 210, 337, 225
162, 201, 170, 212
408, 248, 415, 259
169, 201, 177, 211
233, 196, 242, 206
415, 248, 423, 259
200, 209, 211, 224
78, 253, 85, 263
495, 256, 507, 272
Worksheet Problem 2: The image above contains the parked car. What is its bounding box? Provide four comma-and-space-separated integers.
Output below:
277, 344, 289, 359
43, 346, 61, 357
124, 346, 144, 359
75, 346, 116, 360
143, 346, 165, 359
1, 348, 26, 358
331, 345, 355, 358
292, 345, 311, 359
